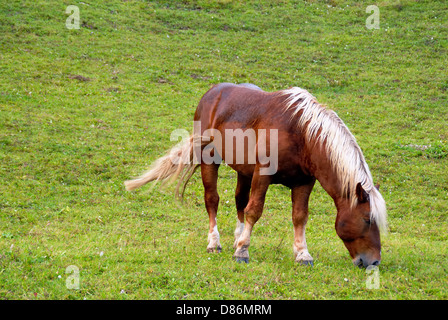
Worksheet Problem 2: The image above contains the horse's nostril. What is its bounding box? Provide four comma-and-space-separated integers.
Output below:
372, 260, 380, 266
354, 258, 364, 268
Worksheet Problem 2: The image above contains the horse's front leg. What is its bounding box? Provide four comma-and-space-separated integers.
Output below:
201, 163, 222, 253
291, 180, 316, 266
233, 171, 271, 263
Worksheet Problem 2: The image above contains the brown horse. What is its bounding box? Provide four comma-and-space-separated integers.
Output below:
125, 83, 387, 267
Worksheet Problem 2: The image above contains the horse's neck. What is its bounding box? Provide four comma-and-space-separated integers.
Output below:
309, 146, 346, 208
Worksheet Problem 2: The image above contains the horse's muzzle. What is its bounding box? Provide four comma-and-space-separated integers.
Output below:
353, 256, 381, 268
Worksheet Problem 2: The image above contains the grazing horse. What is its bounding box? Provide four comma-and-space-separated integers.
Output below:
125, 83, 387, 267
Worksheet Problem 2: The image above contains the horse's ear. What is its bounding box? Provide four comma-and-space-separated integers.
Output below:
374, 183, 380, 191
356, 182, 369, 203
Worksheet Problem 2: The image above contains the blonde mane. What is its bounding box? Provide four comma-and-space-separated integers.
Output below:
281, 87, 387, 231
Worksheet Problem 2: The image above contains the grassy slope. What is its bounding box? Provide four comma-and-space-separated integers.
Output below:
0, 0, 447, 299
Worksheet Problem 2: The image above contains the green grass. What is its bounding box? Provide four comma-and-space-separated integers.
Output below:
0, 0, 447, 300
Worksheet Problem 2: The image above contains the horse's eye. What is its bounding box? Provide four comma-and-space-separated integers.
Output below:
363, 217, 371, 225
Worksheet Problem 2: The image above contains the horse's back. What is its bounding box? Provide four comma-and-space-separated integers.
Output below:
211, 82, 263, 92
194, 83, 276, 126
238, 83, 263, 91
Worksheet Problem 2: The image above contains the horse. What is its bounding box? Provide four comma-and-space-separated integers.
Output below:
125, 83, 387, 268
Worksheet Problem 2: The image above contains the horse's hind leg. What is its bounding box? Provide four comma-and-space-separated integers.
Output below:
201, 163, 222, 253
291, 180, 315, 266
233, 170, 271, 263
233, 173, 252, 249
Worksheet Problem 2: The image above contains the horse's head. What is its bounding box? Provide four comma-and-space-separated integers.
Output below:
335, 183, 386, 268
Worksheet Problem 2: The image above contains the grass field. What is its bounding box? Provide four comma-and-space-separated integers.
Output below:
0, 0, 447, 300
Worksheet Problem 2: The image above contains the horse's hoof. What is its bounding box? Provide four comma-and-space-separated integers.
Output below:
297, 259, 313, 267
295, 251, 314, 266
207, 246, 222, 253
235, 257, 249, 264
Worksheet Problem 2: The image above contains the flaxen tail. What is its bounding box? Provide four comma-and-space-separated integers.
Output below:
124, 135, 204, 198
